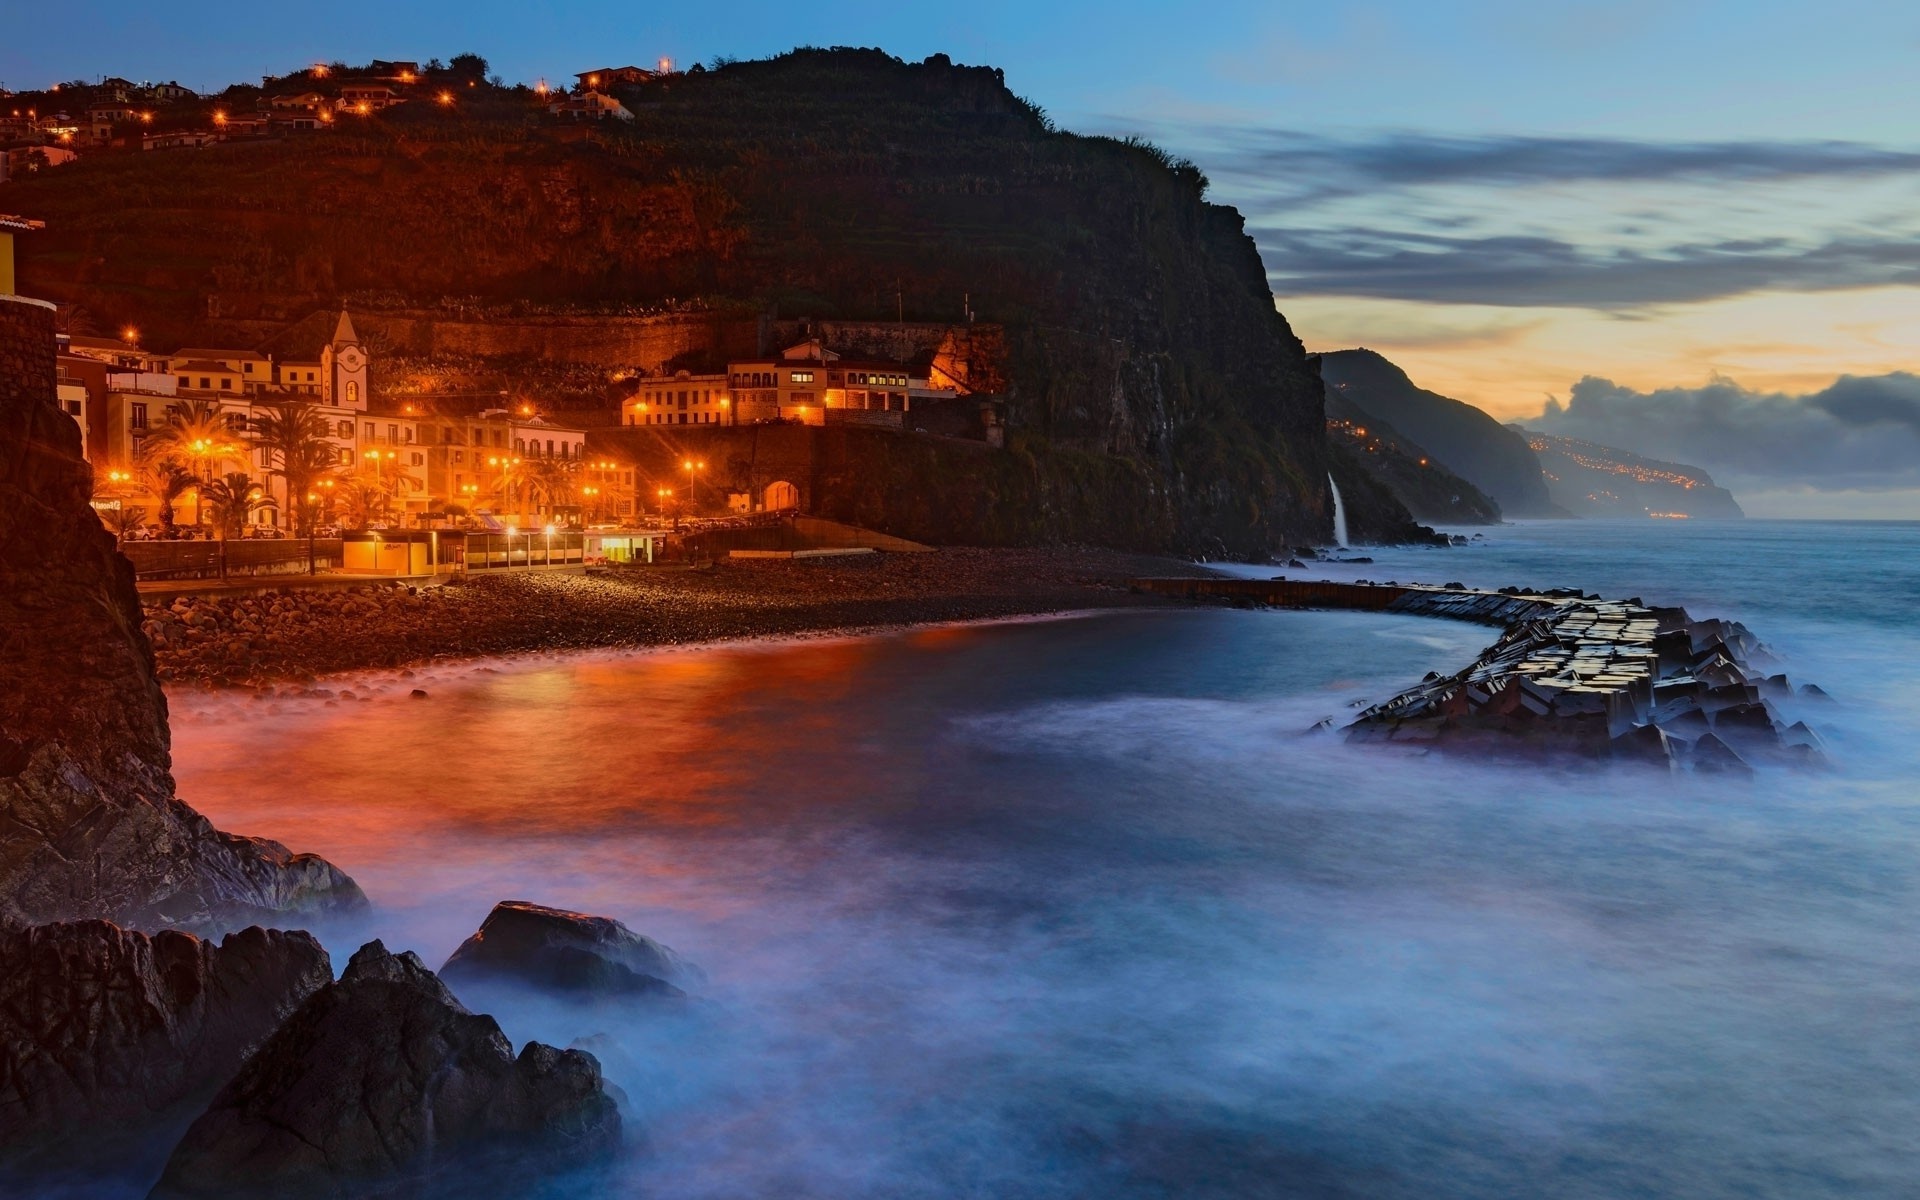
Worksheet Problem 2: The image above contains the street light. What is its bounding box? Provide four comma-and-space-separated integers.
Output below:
683, 458, 705, 503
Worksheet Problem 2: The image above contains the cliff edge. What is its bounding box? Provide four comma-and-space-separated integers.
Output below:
0, 296, 366, 930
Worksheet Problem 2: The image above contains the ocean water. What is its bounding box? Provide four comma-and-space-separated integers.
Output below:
150, 519, 1920, 1199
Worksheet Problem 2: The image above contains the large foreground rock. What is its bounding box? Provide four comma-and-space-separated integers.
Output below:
0, 921, 331, 1167
149, 940, 620, 1199
441, 899, 700, 999
0, 295, 365, 929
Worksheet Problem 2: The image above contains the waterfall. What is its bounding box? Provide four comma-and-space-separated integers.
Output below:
1328, 473, 1350, 549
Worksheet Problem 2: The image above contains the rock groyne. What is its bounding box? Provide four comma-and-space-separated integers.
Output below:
1130, 577, 1820, 770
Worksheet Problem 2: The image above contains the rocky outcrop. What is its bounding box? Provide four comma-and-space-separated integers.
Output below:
14, 49, 1438, 555
0, 921, 331, 1167
149, 940, 621, 1200
0, 295, 365, 930
441, 900, 699, 999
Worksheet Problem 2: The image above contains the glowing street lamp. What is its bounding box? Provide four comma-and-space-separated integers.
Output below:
683, 458, 704, 502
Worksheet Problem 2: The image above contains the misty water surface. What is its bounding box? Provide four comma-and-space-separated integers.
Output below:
153, 520, 1920, 1199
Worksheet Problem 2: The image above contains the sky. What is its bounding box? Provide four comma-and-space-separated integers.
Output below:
7, 0, 1919, 514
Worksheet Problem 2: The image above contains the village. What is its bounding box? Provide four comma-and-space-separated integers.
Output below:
47, 301, 977, 572
2, 56, 668, 180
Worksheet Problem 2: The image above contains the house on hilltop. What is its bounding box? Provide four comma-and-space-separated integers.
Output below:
549, 91, 634, 122
574, 66, 655, 90
339, 84, 404, 112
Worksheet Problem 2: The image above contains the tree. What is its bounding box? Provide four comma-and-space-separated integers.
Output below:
101, 504, 148, 544
449, 53, 488, 79
252, 399, 339, 552
135, 459, 195, 536
142, 398, 243, 527
337, 463, 420, 531
199, 472, 276, 578
526, 458, 579, 519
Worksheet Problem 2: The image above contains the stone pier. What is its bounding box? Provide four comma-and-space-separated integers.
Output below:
1130, 577, 1823, 770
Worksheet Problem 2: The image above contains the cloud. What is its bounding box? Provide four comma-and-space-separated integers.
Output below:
1253, 227, 1920, 308
1529, 372, 1920, 493
1129, 127, 1920, 206
1093, 124, 1920, 310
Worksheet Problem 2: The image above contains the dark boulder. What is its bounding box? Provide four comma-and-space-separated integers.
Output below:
0, 921, 331, 1170
441, 900, 700, 999
0, 298, 365, 931
148, 940, 620, 1200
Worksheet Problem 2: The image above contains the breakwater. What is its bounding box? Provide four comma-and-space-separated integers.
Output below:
1130, 577, 1823, 769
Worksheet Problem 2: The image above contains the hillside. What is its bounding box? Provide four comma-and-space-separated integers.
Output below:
1519, 430, 1744, 519
1320, 349, 1562, 518
1324, 385, 1501, 525
9, 48, 1434, 554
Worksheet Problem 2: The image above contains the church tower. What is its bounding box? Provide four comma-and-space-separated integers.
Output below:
322, 309, 367, 410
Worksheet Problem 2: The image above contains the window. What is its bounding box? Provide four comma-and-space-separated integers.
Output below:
220, 379, 231, 390
364, 423, 375, 440
338, 420, 352, 438
198, 378, 211, 389
454, 451, 464, 464
791, 371, 814, 384
340, 449, 354, 465
346, 382, 359, 405
388, 424, 399, 442
65, 399, 82, 416
546, 439, 555, 456
130, 403, 148, 429
411, 453, 423, 467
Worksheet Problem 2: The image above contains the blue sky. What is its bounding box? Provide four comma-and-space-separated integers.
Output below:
8, 1, 1920, 513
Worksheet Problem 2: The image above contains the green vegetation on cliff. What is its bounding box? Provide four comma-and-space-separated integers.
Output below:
15, 48, 1432, 552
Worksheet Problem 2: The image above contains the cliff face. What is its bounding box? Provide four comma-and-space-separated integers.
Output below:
12, 49, 1427, 553
0, 296, 365, 929
1321, 349, 1562, 519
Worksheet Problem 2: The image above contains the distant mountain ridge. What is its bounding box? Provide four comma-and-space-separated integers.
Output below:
1518, 429, 1744, 519
1324, 387, 1502, 524
1319, 349, 1565, 518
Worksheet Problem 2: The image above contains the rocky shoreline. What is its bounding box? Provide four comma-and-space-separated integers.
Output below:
141, 548, 1214, 687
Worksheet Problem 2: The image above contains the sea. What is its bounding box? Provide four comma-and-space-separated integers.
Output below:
150, 519, 1920, 1199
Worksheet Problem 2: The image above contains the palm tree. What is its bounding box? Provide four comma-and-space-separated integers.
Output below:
526, 458, 579, 522
135, 458, 196, 537
200, 472, 277, 579
252, 400, 335, 511
483, 454, 530, 522
337, 463, 420, 531
102, 504, 148, 544
142, 398, 243, 529
253, 400, 342, 573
